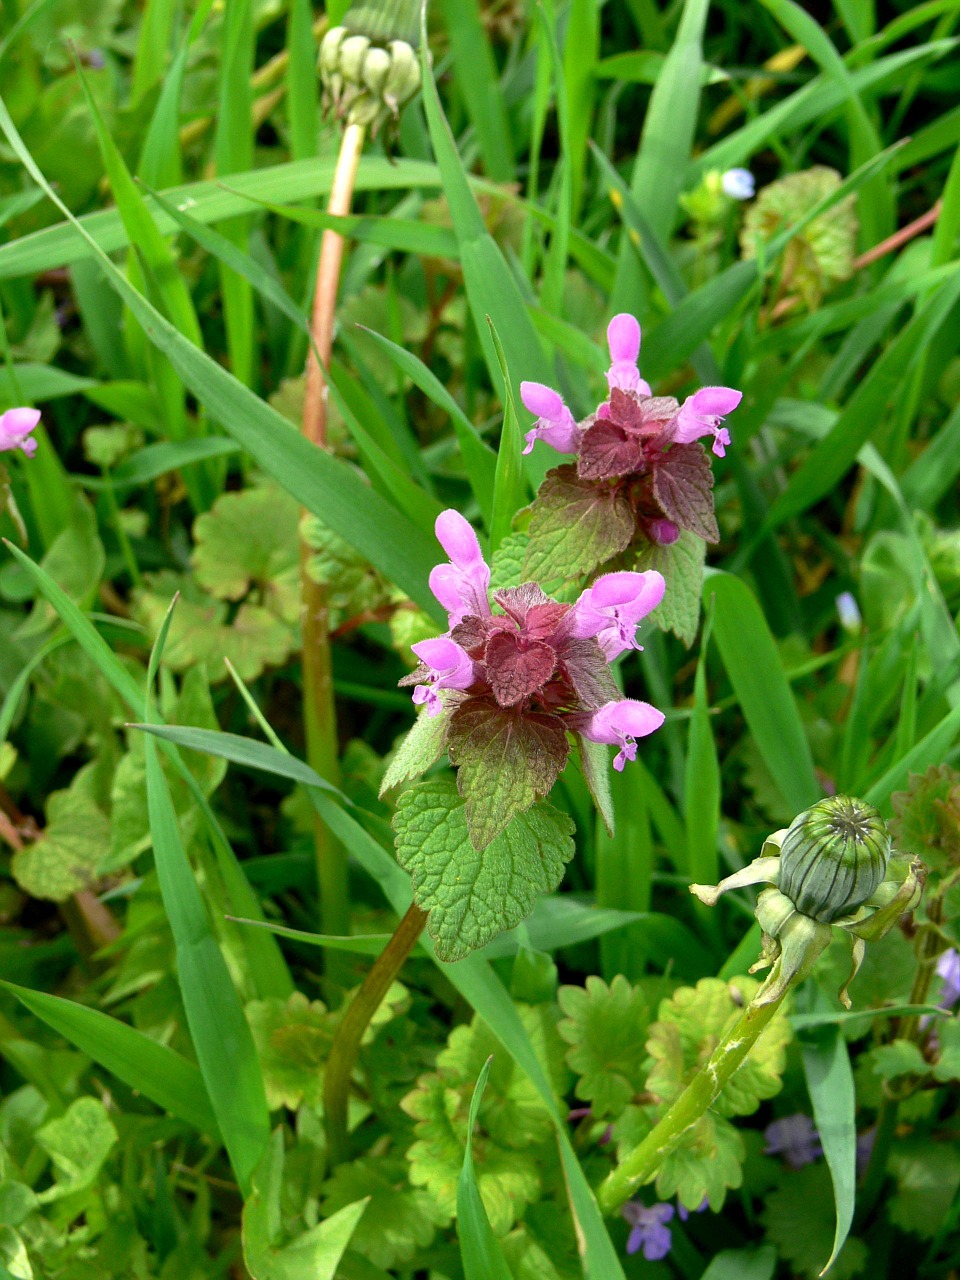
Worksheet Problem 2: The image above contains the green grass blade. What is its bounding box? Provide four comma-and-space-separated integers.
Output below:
288, 0, 320, 162
440, 0, 515, 182
0, 979, 220, 1139
131, 0, 178, 103
0, 100, 445, 618
611, 0, 709, 311
704, 572, 819, 816
457, 1058, 514, 1280
801, 1019, 857, 1278
537, 4, 573, 316
136, 720, 625, 1277
685, 603, 720, 921
762, 269, 960, 534
355, 325, 497, 526
563, 0, 599, 215
418, 9, 554, 487
864, 700, 960, 815
488, 319, 527, 555
143, 641, 270, 1194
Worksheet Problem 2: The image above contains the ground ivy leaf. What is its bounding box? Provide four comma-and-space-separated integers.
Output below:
558, 975, 650, 1117
763, 1164, 869, 1279
392, 777, 575, 961
35, 1097, 117, 1201
380, 706, 451, 795
889, 1139, 960, 1239
652, 443, 719, 543
523, 465, 634, 584
246, 993, 334, 1111
634, 530, 706, 647
320, 1157, 449, 1270
11, 763, 110, 902
192, 482, 300, 613
446, 699, 570, 849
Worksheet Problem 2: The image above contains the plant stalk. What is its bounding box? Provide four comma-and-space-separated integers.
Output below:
598, 990, 787, 1213
299, 120, 366, 967
324, 902, 428, 1164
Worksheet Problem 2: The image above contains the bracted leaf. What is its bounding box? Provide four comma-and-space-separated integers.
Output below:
557, 975, 651, 1118
523, 465, 634, 583
393, 777, 575, 960
380, 706, 451, 795
634, 530, 705, 647
446, 699, 570, 850
651, 443, 719, 543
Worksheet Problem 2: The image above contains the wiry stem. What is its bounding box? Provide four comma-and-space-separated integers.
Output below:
324, 902, 427, 1164
598, 991, 787, 1213
299, 121, 366, 974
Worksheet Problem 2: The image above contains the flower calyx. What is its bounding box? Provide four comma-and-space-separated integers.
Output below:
319, 1, 422, 135
691, 795, 926, 1008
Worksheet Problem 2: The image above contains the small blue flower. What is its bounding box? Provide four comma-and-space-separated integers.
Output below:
622, 1200, 674, 1260
936, 947, 960, 1008
722, 167, 756, 200
764, 1114, 823, 1168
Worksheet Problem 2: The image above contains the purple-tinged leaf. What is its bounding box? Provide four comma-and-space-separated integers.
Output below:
524, 465, 635, 584
578, 419, 646, 481
484, 633, 558, 707
651, 443, 719, 543
557, 637, 622, 710
447, 698, 570, 849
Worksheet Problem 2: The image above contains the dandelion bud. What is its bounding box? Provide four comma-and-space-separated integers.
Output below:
778, 795, 890, 924
319, 0, 423, 136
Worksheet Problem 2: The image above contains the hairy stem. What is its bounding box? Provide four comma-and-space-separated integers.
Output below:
324, 902, 428, 1165
598, 991, 787, 1213
299, 121, 366, 972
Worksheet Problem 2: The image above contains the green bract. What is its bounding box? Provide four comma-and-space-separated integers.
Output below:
691, 795, 925, 1007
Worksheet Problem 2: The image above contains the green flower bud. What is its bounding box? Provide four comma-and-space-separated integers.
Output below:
778, 795, 890, 924
319, 0, 423, 136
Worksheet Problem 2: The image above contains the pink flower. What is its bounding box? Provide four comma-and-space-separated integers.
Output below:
672, 386, 742, 457
0, 407, 41, 458
428, 510, 492, 627
570, 570, 665, 660
578, 698, 665, 770
648, 518, 680, 546
605, 313, 652, 397
519, 381, 580, 456
410, 637, 475, 716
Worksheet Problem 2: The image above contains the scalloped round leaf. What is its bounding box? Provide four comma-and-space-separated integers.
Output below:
557, 975, 651, 1118
192, 483, 300, 607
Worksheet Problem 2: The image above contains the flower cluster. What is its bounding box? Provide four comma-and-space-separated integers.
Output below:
0, 407, 41, 458
520, 314, 741, 548
401, 510, 665, 845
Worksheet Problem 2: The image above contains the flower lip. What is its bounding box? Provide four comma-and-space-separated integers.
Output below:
570, 570, 666, 661
0, 406, 41, 458
428, 511, 491, 626
578, 698, 665, 770
520, 380, 580, 456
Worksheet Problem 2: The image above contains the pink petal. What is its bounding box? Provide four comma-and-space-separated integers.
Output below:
1, 407, 41, 434
612, 699, 665, 738
520, 381, 565, 419
435, 509, 484, 568
412, 636, 464, 671
689, 386, 742, 417
607, 314, 641, 365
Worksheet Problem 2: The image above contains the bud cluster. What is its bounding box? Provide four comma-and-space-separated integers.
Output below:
319, 15, 421, 135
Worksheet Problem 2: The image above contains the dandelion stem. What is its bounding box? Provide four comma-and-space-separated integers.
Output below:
324, 901, 428, 1165
598, 990, 787, 1214
299, 120, 366, 983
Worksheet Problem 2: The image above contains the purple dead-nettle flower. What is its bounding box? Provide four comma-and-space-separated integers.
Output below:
622, 1201, 675, 1260
428, 509, 492, 626
672, 386, 743, 458
410, 637, 475, 716
764, 1114, 822, 1169
402, 511, 665, 843
936, 947, 960, 1008
570, 570, 665, 660
575, 698, 665, 772
0, 407, 41, 458
605, 312, 652, 397
649, 518, 680, 546
519, 381, 580, 457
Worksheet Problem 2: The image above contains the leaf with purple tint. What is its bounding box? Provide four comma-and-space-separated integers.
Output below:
578, 419, 646, 482
447, 698, 570, 849
524, 466, 635, 584
484, 632, 558, 707
558, 637, 622, 710
652, 443, 719, 543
